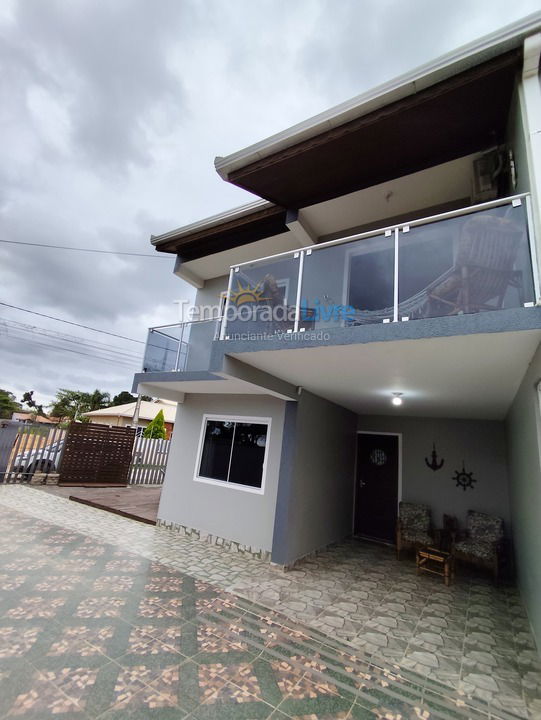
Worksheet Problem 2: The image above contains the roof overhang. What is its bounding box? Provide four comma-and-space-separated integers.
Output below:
215, 13, 541, 209
217, 49, 522, 208
152, 200, 289, 260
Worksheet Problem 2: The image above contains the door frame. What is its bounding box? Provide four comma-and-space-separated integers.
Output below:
352, 431, 403, 542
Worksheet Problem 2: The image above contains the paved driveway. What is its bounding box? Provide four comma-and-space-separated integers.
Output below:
0, 485, 539, 719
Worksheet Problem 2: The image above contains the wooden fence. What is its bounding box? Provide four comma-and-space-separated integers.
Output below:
59, 423, 135, 485
0, 421, 170, 485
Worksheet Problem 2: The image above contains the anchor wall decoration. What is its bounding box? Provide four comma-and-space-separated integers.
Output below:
425, 442, 444, 472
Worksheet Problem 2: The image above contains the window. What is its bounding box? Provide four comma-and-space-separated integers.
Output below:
195, 416, 270, 492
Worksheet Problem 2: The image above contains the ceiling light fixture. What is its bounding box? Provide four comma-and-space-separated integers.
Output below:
391, 392, 403, 407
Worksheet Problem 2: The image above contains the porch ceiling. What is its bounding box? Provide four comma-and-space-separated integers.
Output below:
228, 329, 541, 419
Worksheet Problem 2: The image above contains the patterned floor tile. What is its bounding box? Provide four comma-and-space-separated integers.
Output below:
46, 625, 116, 658
0, 486, 539, 719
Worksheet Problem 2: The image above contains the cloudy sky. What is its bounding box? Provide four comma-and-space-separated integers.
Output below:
0, 0, 539, 408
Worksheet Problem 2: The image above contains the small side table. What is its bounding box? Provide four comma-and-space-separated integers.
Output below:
416, 546, 455, 586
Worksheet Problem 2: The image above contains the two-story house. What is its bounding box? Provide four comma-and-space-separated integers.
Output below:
133, 14, 541, 650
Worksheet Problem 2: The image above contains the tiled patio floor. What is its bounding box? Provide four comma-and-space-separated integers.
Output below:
0, 485, 540, 719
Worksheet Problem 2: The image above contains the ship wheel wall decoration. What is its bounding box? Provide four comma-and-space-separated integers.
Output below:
453, 461, 476, 491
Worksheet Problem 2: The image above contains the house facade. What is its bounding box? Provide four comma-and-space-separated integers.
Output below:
134, 16, 541, 649
83, 400, 176, 438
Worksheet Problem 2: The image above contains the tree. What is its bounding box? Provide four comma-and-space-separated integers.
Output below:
109, 391, 152, 407
0, 389, 22, 419
111, 391, 137, 406
49, 388, 110, 421
21, 390, 45, 416
87, 389, 111, 411
143, 410, 166, 439
50, 389, 82, 420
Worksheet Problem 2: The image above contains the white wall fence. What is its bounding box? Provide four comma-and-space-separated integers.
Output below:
0, 421, 170, 486
129, 434, 170, 485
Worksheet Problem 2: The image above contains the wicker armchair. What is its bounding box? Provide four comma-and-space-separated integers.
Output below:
452, 510, 504, 582
396, 502, 433, 560
424, 214, 524, 316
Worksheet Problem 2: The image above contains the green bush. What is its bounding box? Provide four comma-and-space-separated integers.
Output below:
143, 409, 166, 439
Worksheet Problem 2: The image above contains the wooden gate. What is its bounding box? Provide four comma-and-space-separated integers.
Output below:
59, 423, 135, 486
1, 421, 66, 483
0, 421, 19, 479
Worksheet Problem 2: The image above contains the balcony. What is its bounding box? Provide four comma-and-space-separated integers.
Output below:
222, 194, 537, 336
142, 194, 538, 374
142, 319, 220, 373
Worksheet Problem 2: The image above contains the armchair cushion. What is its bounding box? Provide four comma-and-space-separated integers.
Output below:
402, 530, 433, 546
399, 502, 430, 533
467, 511, 504, 543
454, 538, 497, 561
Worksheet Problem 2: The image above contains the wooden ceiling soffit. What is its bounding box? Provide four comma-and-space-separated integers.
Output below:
227, 49, 522, 207
156, 205, 289, 260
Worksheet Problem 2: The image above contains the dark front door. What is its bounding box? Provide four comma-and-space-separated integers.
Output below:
354, 433, 399, 544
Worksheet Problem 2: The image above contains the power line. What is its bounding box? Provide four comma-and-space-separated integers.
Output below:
1, 324, 140, 365
2, 333, 141, 369
0, 302, 145, 343
0, 318, 143, 362
0, 317, 143, 357
0, 301, 180, 357
0, 237, 170, 259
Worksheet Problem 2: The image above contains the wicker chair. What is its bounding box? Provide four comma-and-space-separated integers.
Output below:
424, 213, 524, 316
396, 502, 434, 560
348, 212, 524, 325
452, 510, 504, 582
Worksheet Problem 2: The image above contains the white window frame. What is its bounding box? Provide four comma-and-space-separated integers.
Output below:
193, 414, 272, 495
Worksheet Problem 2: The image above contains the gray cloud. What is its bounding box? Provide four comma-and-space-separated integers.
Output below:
0, 0, 539, 406
11, 0, 191, 172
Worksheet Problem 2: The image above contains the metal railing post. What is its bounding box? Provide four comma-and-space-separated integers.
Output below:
393, 228, 399, 322
220, 268, 234, 340
174, 323, 184, 370
293, 251, 305, 333
524, 194, 541, 303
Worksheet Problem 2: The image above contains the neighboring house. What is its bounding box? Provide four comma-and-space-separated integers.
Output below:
83, 400, 176, 438
11, 412, 60, 424
134, 17, 541, 649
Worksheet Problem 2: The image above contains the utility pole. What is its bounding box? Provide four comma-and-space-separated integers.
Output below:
132, 393, 142, 428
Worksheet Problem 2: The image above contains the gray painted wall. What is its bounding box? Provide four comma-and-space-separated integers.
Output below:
272, 391, 358, 565
506, 341, 541, 651
158, 393, 285, 552
506, 84, 530, 196
357, 415, 511, 530
193, 275, 229, 308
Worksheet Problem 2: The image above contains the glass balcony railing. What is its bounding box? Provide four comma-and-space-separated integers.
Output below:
142, 194, 538, 374
142, 319, 221, 373
221, 194, 537, 337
